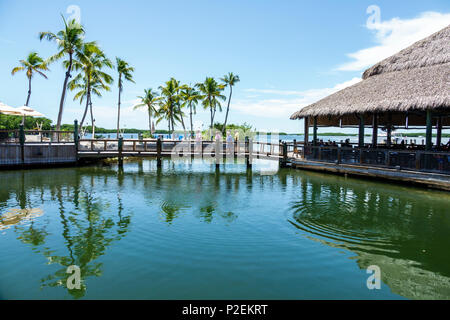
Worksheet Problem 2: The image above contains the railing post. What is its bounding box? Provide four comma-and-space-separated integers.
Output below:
293, 139, 298, 157
279, 141, 288, 168
245, 136, 252, 169
19, 124, 25, 164
157, 137, 162, 167
415, 151, 421, 170
118, 137, 123, 167
425, 110, 432, 151
215, 139, 221, 169
74, 120, 79, 161
337, 147, 341, 164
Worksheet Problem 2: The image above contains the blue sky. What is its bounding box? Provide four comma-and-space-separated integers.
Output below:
0, 0, 449, 133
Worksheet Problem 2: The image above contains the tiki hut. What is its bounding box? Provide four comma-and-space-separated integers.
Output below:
290, 24, 450, 150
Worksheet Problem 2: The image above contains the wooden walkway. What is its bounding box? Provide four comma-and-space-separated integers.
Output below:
1, 135, 448, 191
77, 139, 286, 164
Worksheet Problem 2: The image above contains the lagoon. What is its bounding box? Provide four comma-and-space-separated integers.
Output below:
0, 159, 449, 299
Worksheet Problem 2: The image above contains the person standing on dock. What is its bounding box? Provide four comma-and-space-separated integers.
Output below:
226, 130, 233, 154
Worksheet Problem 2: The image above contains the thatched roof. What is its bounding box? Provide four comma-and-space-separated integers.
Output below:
291, 24, 450, 122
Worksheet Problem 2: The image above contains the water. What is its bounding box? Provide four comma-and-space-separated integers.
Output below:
0, 159, 449, 300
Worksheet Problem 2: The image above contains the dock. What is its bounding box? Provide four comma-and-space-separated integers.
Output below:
1, 127, 449, 191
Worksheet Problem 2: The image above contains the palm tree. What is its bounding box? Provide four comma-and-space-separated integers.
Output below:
158, 78, 183, 137
68, 43, 113, 136
196, 77, 226, 134
11, 52, 49, 106
116, 58, 135, 137
39, 16, 86, 131
181, 86, 201, 138
134, 89, 160, 136
220, 72, 240, 133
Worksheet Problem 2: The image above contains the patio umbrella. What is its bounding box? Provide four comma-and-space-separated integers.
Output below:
17, 106, 45, 117
16, 106, 45, 125
0, 102, 22, 115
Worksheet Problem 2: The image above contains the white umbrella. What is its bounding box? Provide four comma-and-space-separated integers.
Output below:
16, 106, 45, 117
0, 102, 23, 115
16, 106, 45, 126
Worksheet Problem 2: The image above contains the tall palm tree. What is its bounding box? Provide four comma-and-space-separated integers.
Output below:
181, 86, 201, 138
39, 16, 86, 131
158, 78, 183, 137
220, 72, 240, 133
196, 77, 226, 134
68, 42, 113, 134
115, 58, 135, 137
11, 52, 49, 106
134, 89, 160, 136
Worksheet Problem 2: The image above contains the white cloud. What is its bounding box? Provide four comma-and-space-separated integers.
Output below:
234, 78, 361, 118
337, 11, 450, 71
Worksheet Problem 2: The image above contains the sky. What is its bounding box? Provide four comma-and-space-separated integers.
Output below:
0, 0, 449, 133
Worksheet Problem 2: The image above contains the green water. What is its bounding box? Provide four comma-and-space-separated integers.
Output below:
0, 159, 449, 300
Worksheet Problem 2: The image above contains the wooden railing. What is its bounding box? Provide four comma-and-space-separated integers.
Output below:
77, 138, 285, 159
0, 129, 75, 144
294, 144, 450, 175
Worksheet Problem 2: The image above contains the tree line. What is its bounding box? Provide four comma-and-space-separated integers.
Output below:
10, 15, 240, 138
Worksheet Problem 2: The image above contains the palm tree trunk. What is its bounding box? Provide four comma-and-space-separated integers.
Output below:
179, 109, 186, 138
189, 103, 194, 139
56, 53, 73, 131
223, 86, 232, 134
80, 81, 91, 131
171, 116, 175, 138
90, 99, 95, 137
148, 107, 152, 136
80, 98, 89, 131
117, 74, 122, 138
25, 76, 32, 106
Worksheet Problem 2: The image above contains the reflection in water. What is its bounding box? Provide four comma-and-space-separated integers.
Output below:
1, 160, 449, 300
0, 208, 44, 231
8, 171, 132, 299
289, 173, 450, 300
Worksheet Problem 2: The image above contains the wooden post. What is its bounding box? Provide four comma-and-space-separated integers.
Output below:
245, 136, 252, 169
372, 113, 378, 148
215, 139, 220, 169
304, 117, 309, 146
313, 116, 318, 146
387, 113, 392, 148
436, 116, 442, 148
19, 124, 25, 164
415, 151, 421, 170
118, 137, 123, 167
293, 139, 297, 157
74, 120, 79, 161
280, 142, 288, 167
157, 137, 162, 167
358, 114, 364, 148
425, 110, 432, 151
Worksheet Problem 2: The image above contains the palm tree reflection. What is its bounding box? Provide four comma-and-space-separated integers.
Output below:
14, 173, 131, 299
